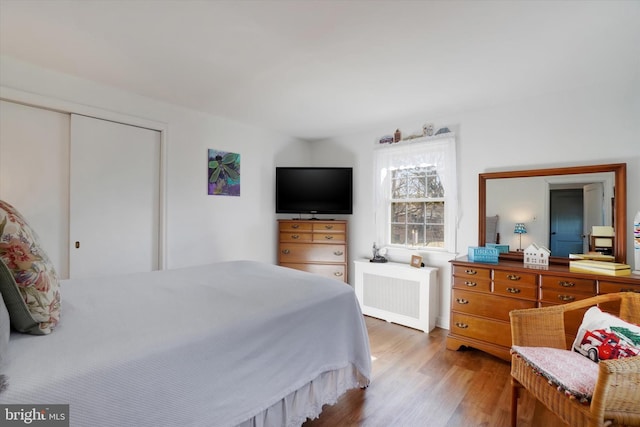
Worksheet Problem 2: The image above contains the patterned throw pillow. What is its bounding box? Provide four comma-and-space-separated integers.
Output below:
0, 200, 60, 334
571, 306, 640, 363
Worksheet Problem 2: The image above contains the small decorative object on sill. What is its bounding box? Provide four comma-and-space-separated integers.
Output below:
423, 123, 434, 136
410, 255, 423, 268
371, 242, 388, 263
393, 129, 401, 142
378, 135, 394, 144
468, 246, 499, 264
435, 127, 450, 135
523, 243, 550, 267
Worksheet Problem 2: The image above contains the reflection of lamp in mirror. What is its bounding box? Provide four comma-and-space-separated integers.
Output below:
514, 223, 527, 251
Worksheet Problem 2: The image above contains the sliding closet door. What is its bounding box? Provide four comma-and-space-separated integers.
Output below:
0, 100, 71, 278
70, 114, 160, 279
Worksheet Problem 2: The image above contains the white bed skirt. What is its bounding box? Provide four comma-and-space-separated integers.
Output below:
239, 364, 369, 427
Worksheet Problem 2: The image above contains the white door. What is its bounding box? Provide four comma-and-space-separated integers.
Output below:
69, 114, 160, 279
583, 182, 605, 253
0, 100, 71, 278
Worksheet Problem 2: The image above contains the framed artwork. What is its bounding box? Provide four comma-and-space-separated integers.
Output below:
208, 149, 240, 196
410, 255, 423, 268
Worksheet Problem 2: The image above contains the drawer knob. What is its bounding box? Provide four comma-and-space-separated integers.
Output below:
291, 224, 299, 229
291, 234, 300, 239
464, 281, 477, 287
324, 225, 334, 229
558, 295, 575, 302
455, 322, 469, 329
281, 249, 290, 254
334, 251, 344, 256
456, 298, 469, 305
324, 235, 334, 240
559, 281, 575, 288
464, 269, 477, 275
507, 274, 521, 281
334, 272, 343, 277
506, 287, 521, 294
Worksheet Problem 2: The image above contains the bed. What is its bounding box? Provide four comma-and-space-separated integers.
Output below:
0, 260, 371, 426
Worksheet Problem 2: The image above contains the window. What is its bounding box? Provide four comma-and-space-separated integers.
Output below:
374, 136, 457, 252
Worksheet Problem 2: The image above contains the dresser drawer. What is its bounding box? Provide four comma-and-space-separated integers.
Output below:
598, 281, 640, 315
541, 275, 596, 293
279, 221, 313, 232
598, 281, 640, 294
279, 232, 313, 242
278, 243, 346, 263
540, 289, 594, 305
280, 263, 346, 281
452, 289, 536, 321
493, 269, 537, 286
452, 265, 491, 280
450, 313, 512, 348
312, 222, 346, 233
312, 232, 346, 243
452, 276, 491, 293
493, 281, 537, 300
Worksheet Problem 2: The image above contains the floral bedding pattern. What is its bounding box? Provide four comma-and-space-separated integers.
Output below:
0, 200, 60, 334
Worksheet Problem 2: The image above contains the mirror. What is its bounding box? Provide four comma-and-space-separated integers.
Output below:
478, 163, 627, 264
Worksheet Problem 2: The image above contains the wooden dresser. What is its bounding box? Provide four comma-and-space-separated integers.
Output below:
277, 220, 348, 282
446, 257, 640, 361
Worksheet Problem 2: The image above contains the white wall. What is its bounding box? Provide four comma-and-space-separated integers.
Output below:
0, 56, 307, 270
3, 55, 638, 330
313, 79, 640, 329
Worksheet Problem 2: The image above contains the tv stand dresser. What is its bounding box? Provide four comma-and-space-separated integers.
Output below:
446, 257, 640, 361
278, 219, 348, 282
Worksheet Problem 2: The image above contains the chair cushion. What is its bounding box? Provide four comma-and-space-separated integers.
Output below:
571, 306, 640, 363
511, 345, 598, 403
0, 200, 60, 334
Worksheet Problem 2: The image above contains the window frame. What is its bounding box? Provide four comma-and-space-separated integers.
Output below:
374, 135, 457, 253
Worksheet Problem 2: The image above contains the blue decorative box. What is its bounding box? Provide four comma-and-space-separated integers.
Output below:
468, 246, 499, 264
486, 243, 509, 254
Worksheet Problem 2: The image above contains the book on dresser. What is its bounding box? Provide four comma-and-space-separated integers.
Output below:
569, 260, 631, 276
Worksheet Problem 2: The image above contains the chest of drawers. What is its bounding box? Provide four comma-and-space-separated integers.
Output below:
446, 258, 640, 361
277, 220, 348, 282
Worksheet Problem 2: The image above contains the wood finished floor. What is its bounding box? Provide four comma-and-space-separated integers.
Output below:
303, 316, 567, 427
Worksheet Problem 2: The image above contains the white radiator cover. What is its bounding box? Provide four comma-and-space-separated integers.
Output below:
354, 259, 438, 332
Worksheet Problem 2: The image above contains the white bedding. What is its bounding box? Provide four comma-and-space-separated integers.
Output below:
0, 261, 371, 426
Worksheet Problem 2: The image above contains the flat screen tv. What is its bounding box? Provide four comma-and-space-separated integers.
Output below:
276, 167, 353, 215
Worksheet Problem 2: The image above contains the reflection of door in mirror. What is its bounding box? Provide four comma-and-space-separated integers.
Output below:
549, 189, 584, 256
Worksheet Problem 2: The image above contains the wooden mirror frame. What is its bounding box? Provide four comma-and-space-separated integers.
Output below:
478, 163, 627, 264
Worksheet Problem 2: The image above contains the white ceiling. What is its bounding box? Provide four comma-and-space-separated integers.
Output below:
1, 0, 639, 140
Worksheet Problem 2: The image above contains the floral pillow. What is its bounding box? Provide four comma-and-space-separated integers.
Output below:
0, 200, 60, 334
571, 306, 640, 363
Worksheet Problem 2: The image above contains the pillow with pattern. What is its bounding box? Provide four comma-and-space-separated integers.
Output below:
571, 306, 640, 363
0, 200, 60, 334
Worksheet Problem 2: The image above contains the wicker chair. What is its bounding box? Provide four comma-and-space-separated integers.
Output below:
510, 292, 640, 427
